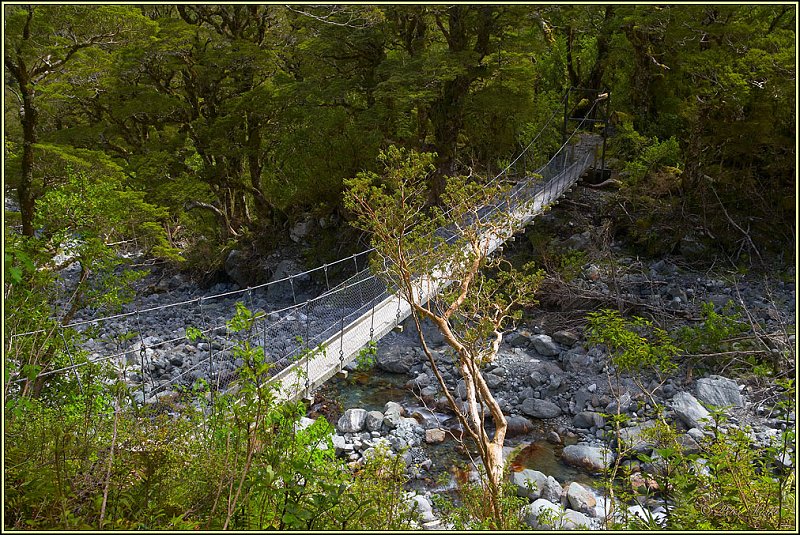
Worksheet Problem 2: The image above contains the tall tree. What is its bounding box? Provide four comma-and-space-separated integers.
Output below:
557, 5, 616, 91
4, 5, 156, 236
345, 147, 543, 527
374, 5, 543, 200
427, 5, 502, 196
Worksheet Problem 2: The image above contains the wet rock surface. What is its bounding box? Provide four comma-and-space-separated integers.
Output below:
307, 184, 794, 528
57, 186, 794, 530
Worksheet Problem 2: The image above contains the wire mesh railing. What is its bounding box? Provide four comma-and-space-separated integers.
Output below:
6, 94, 605, 403
9, 93, 572, 343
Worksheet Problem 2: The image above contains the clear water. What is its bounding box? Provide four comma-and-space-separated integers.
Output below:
325, 369, 411, 411
313, 368, 600, 491
508, 440, 597, 487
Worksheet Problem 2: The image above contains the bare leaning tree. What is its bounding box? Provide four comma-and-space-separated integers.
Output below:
344, 146, 543, 527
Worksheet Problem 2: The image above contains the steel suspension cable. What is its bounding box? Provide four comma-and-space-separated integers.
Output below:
12, 96, 569, 340
12, 96, 599, 389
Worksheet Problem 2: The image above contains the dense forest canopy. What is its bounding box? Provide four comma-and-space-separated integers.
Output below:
2, 4, 796, 531
3, 3, 795, 374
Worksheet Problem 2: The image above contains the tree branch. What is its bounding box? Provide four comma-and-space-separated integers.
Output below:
767, 6, 790, 34
708, 183, 763, 265
284, 5, 377, 28
183, 200, 241, 237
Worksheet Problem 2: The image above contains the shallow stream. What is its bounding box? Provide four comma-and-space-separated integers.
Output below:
312, 368, 598, 492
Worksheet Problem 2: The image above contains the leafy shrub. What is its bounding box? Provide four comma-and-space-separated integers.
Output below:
355, 341, 378, 371
558, 249, 588, 282
586, 309, 678, 377
621, 136, 681, 186
4, 305, 415, 530
608, 400, 795, 531
677, 301, 749, 354
431, 464, 528, 530
673, 300, 772, 375
587, 308, 796, 531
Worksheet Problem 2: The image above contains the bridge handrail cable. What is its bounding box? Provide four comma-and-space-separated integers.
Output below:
9, 94, 572, 340
8, 95, 601, 394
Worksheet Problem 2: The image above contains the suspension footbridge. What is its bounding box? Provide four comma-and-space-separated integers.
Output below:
269, 133, 601, 402
7, 90, 609, 404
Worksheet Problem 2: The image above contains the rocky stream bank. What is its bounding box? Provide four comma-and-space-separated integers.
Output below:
309, 255, 795, 529
303, 187, 796, 529
61, 185, 795, 529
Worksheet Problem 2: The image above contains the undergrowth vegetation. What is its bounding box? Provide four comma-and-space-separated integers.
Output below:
587, 306, 796, 531
431, 467, 529, 530
4, 306, 417, 530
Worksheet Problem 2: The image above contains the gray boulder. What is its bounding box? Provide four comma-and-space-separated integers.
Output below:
561, 444, 615, 472
484, 372, 505, 389
552, 330, 580, 347
376, 346, 417, 374
506, 415, 535, 437
573, 389, 594, 412
686, 427, 705, 443
671, 391, 711, 429
573, 411, 605, 430
676, 432, 701, 454
523, 499, 592, 530
583, 264, 601, 281
522, 499, 563, 529
695, 375, 743, 408
541, 476, 564, 503
617, 420, 658, 454
337, 408, 367, 433
530, 334, 561, 356
266, 259, 312, 303
562, 509, 593, 530
224, 249, 255, 288
563, 348, 596, 373
424, 428, 446, 444
566, 482, 597, 517
456, 380, 467, 400
506, 331, 531, 348
530, 359, 564, 376
708, 294, 733, 310
528, 371, 548, 388
511, 469, 549, 499
420, 385, 439, 399
606, 392, 634, 414
407, 494, 436, 523
383, 401, 405, 429
332, 434, 354, 455
521, 398, 562, 419
406, 373, 431, 389
511, 469, 562, 502
365, 410, 384, 432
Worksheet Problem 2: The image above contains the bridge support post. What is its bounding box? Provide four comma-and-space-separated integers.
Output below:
392, 294, 404, 333
600, 91, 610, 179
562, 87, 571, 145
563, 87, 612, 183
